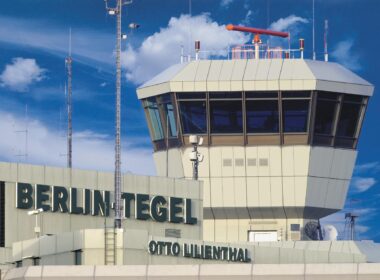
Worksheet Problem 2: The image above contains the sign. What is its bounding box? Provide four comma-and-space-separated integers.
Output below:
148, 240, 251, 263
15, 183, 197, 225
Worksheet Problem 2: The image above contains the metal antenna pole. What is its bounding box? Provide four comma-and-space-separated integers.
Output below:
312, 0, 316, 60
114, 0, 123, 229
66, 28, 73, 169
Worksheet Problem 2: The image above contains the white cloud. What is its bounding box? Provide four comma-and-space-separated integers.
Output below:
354, 162, 380, 174
0, 16, 114, 67
0, 111, 155, 176
331, 39, 361, 71
0, 58, 45, 92
351, 177, 377, 193
267, 15, 308, 48
121, 14, 249, 85
220, 0, 234, 8
269, 15, 308, 32
241, 10, 253, 26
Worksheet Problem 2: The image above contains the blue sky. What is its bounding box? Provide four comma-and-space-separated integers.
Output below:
0, 0, 379, 241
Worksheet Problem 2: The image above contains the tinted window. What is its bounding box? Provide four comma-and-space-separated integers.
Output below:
176, 92, 206, 99
210, 101, 243, 133
162, 102, 177, 137
282, 100, 309, 132
314, 100, 336, 134
246, 100, 279, 133
246, 91, 278, 99
282, 91, 311, 98
336, 102, 361, 137
145, 98, 164, 140
209, 92, 242, 99
179, 101, 207, 134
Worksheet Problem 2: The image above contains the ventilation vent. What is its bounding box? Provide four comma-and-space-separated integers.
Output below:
165, 229, 181, 238
223, 159, 232, 167
235, 158, 244, 166
259, 158, 268, 166
247, 158, 256, 166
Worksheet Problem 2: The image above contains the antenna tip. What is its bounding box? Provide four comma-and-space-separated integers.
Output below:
226, 24, 234, 31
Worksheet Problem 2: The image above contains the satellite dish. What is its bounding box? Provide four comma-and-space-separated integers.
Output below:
323, 225, 338, 241
304, 221, 322, 240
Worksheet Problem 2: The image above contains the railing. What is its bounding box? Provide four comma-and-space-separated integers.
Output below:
181, 44, 303, 63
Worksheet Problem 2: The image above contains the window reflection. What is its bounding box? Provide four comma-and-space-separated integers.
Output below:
246, 100, 279, 133
210, 101, 242, 133
179, 101, 207, 134
158, 94, 178, 138
144, 97, 164, 141
336, 101, 362, 137
282, 100, 309, 133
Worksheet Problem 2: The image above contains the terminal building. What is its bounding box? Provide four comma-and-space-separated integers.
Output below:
2, 26, 380, 279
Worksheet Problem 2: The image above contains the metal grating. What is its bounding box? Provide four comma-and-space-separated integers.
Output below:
165, 229, 181, 238
247, 158, 257, 166
235, 158, 244, 166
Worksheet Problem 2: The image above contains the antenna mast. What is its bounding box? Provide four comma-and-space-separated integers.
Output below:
312, 0, 316, 60
105, 0, 132, 229
324, 19, 328, 62
65, 29, 73, 169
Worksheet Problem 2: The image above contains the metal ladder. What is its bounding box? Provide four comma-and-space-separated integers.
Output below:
104, 228, 116, 265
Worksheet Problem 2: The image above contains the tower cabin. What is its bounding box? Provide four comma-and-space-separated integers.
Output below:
136, 25, 374, 243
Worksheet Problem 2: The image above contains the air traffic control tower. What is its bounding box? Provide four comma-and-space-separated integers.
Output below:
136, 25, 374, 243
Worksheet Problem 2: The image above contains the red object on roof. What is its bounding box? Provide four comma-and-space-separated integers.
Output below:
226, 24, 289, 38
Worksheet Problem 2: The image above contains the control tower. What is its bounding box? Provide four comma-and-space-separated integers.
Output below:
136, 25, 374, 243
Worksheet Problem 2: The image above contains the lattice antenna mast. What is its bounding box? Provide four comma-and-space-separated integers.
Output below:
65, 28, 73, 169
104, 0, 132, 229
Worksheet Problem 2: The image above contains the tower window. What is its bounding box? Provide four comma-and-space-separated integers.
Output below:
246, 100, 279, 133
179, 101, 207, 134
144, 97, 164, 141
210, 100, 242, 133
282, 99, 310, 133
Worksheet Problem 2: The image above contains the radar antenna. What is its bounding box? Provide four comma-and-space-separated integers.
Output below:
304, 220, 323, 240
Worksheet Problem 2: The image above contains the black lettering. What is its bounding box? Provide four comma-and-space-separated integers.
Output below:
121, 193, 135, 218
244, 249, 251, 262
171, 242, 180, 256
221, 247, 228, 260
83, 189, 91, 215
52, 186, 69, 213
169, 197, 183, 223
228, 247, 237, 262
148, 240, 157, 254
92, 190, 110, 216
16, 183, 33, 209
35, 184, 50, 211
150, 196, 167, 222
136, 194, 150, 220
212, 246, 221, 260
237, 248, 245, 262
205, 245, 212, 259
184, 199, 197, 224
69, 188, 83, 214
183, 244, 191, 257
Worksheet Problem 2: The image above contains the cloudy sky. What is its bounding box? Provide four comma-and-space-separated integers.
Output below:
0, 0, 379, 241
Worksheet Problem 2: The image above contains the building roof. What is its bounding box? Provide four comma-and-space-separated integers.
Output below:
137, 59, 374, 99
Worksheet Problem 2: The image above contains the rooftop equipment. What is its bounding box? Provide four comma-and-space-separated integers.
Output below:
226, 24, 289, 59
